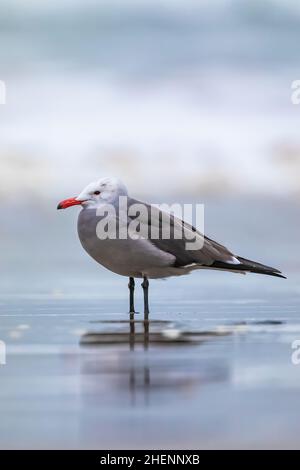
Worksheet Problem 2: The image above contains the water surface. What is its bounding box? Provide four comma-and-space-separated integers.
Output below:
0, 199, 299, 449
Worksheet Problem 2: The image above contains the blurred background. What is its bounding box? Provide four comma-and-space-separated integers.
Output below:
1, 0, 300, 199
0, 0, 299, 293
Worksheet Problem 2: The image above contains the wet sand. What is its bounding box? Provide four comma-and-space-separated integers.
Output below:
0, 292, 300, 449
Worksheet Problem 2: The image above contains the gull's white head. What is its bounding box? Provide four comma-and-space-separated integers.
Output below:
57, 177, 128, 210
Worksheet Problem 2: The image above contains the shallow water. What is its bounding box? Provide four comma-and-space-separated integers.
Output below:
0, 291, 300, 450
0, 199, 300, 449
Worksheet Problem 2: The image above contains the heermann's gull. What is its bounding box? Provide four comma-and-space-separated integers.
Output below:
57, 177, 286, 316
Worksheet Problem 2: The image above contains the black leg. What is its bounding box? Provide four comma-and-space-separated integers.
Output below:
141, 276, 150, 318
128, 277, 135, 313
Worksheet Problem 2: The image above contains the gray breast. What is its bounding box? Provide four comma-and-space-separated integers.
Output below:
77, 208, 175, 278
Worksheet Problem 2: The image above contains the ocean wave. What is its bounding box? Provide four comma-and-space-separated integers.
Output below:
1, 0, 300, 76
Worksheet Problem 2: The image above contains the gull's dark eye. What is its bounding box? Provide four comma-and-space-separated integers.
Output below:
94, 191, 100, 195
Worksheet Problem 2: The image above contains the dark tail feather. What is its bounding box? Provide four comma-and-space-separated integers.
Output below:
237, 256, 286, 278
212, 256, 286, 279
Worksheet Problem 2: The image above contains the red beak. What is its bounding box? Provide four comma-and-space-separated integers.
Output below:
57, 197, 83, 210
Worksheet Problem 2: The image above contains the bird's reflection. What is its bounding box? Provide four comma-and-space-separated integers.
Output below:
80, 314, 230, 405
129, 313, 150, 404
129, 312, 149, 351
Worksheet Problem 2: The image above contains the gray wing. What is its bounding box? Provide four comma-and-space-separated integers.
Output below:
127, 197, 237, 268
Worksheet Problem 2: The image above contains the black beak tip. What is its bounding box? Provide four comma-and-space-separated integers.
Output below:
57, 203, 62, 210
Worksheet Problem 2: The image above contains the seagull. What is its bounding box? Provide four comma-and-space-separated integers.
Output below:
57, 177, 286, 317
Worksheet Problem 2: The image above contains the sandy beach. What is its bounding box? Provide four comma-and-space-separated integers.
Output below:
1, 0, 300, 451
